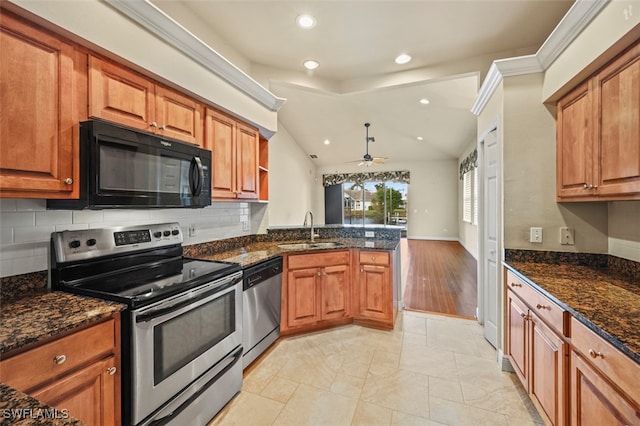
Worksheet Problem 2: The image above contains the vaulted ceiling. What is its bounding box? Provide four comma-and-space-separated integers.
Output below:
152, 0, 574, 167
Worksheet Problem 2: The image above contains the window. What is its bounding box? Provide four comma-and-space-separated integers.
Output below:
342, 181, 407, 228
463, 170, 472, 223
473, 167, 478, 225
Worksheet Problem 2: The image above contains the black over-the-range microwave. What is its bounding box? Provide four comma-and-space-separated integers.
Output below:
48, 120, 212, 209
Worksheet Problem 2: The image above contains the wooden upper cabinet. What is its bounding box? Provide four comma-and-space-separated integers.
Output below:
205, 108, 259, 200
89, 55, 203, 146
556, 40, 640, 201
556, 82, 593, 198
236, 122, 259, 200
0, 12, 77, 198
593, 42, 640, 196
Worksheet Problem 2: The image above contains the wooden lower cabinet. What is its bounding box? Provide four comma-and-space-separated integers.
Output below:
0, 316, 120, 425
31, 356, 117, 426
355, 250, 394, 328
282, 251, 351, 333
570, 351, 640, 426
506, 282, 568, 426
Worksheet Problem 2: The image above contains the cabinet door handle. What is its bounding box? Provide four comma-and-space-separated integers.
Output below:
53, 355, 67, 365
520, 313, 527, 319
64, 178, 73, 185
317, 271, 322, 276
371, 256, 376, 261
535, 303, 549, 310
107, 367, 117, 375
360, 268, 364, 272
159, 124, 167, 130
149, 121, 158, 128
588, 349, 603, 359
510, 282, 522, 288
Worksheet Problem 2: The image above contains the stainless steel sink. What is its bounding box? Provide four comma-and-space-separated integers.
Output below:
277, 241, 345, 250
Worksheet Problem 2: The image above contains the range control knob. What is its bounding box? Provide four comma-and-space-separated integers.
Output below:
69, 240, 81, 249
153, 231, 162, 238
163, 230, 171, 237
86, 239, 97, 247
171, 229, 180, 236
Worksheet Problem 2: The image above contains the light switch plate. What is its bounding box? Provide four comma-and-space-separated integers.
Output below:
365, 231, 375, 238
530, 227, 542, 243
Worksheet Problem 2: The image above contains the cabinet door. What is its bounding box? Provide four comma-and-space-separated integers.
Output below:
0, 13, 76, 197
529, 312, 567, 426
88, 55, 156, 133
287, 268, 320, 328
358, 264, 391, 322
32, 356, 117, 426
320, 264, 350, 320
236, 122, 259, 200
571, 351, 640, 426
206, 109, 237, 198
155, 85, 203, 146
556, 81, 594, 199
506, 290, 528, 386
593, 42, 640, 196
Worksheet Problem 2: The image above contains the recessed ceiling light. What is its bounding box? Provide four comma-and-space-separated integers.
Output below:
303, 59, 320, 70
417, 136, 424, 141
395, 54, 412, 64
296, 14, 316, 29
324, 139, 331, 145
419, 98, 430, 105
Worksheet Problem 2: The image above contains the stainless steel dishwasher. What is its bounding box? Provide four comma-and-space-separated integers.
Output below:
242, 257, 282, 369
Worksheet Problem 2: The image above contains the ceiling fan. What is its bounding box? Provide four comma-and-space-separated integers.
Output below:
349, 122, 388, 166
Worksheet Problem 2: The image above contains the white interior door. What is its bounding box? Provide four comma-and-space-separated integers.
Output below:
483, 129, 499, 348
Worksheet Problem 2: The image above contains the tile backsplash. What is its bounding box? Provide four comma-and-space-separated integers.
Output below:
0, 199, 254, 278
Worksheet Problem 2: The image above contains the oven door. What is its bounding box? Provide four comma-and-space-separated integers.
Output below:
130, 271, 242, 425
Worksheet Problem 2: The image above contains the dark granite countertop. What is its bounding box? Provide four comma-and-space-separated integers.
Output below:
190, 238, 400, 268
0, 383, 85, 425
0, 291, 125, 356
504, 261, 640, 365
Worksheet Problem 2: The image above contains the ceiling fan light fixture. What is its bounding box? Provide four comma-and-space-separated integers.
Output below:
395, 53, 412, 64
303, 59, 320, 70
296, 14, 316, 29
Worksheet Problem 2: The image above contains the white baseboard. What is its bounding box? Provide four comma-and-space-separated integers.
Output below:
406, 236, 459, 242
498, 349, 515, 372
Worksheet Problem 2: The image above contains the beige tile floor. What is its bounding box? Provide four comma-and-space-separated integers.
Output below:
209, 310, 543, 426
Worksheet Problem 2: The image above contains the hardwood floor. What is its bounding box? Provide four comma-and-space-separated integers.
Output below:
401, 239, 477, 319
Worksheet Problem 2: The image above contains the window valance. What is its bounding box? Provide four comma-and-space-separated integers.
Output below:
459, 148, 478, 180
322, 171, 410, 187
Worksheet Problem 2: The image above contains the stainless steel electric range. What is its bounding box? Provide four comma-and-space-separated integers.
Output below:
50, 223, 242, 426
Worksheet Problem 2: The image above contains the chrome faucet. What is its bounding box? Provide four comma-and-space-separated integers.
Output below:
303, 210, 319, 242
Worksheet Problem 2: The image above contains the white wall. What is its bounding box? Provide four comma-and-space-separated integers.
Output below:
0, 200, 252, 278
458, 141, 479, 259
315, 160, 459, 240
267, 123, 318, 226
608, 201, 640, 262
502, 73, 609, 254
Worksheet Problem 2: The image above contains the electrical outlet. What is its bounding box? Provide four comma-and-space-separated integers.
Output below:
188, 224, 196, 237
560, 227, 575, 245
241, 221, 249, 232
530, 227, 542, 243
365, 231, 375, 238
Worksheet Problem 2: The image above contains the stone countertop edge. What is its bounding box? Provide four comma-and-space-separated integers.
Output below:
0, 291, 126, 357
503, 262, 640, 365
191, 238, 400, 269
0, 383, 86, 425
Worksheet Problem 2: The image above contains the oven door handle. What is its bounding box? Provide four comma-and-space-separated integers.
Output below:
143, 346, 243, 426
135, 275, 238, 323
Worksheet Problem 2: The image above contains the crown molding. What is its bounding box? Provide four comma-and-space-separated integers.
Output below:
105, 0, 286, 112
471, 0, 610, 116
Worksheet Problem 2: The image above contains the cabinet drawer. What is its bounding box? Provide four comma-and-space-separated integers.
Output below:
571, 317, 640, 405
506, 270, 566, 335
288, 250, 350, 269
358, 250, 389, 266
0, 319, 116, 392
